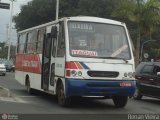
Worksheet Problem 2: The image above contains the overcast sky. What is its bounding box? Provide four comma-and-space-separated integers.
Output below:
0, 0, 32, 45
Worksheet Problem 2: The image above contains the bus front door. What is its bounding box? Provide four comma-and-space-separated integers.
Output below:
42, 33, 52, 90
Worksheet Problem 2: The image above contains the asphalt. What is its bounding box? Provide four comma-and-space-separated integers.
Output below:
0, 72, 160, 120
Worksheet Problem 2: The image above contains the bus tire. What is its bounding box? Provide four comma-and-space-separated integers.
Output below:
112, 96, 128, 108
26, 80, 34, 94
57, 82, 71, 107
133, 87, 142, 100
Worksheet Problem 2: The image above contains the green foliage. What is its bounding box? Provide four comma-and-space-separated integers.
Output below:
112, 0, 139, 22
112, 0, 160, 63
146, 48, 160, 61
76, 0, 116, 18
0, 42, 8, 58
14, 0, 56, 31
13, 0, 160, 61
0, 42, 16, 59
112, 0, 160, 37
13, 0, 118, 31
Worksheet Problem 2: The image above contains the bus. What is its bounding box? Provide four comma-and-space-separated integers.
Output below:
15, 16, 136, 107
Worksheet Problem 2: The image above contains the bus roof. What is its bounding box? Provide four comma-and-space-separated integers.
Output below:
67, 16, 124, 25
18, 16, 125, 34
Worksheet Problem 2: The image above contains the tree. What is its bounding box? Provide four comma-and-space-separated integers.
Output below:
13, 0, 56, 31
0, 42, 7, 58
0, 42, 16, 59
76, 0, 117, 18
13, 0, 118, 31
112, 0, 160, 64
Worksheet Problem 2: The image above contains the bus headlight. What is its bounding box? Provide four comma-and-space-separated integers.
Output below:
124, 72, 128, 77
128, 72, 133, 78
78, 71, 82, 76
124, 72, 134, 78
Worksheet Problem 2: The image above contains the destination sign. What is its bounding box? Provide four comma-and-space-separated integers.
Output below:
69, 22, 94, 32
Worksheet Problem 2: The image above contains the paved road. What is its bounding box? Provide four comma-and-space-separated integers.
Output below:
0, 72, 160, 119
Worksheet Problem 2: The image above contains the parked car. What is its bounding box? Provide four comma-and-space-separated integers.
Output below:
0, 59, 15, 72
133, 62, 160, 100
0, 62, 6, 76
4, 60, 15, 72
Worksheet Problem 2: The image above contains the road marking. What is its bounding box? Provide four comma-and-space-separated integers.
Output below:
0, 96, 27, 103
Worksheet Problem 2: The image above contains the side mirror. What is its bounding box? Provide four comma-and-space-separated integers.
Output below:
157, 72, 160, 76
51, 26, 57, 38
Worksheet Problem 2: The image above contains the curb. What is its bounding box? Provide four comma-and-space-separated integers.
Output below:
0, 85, 11, 97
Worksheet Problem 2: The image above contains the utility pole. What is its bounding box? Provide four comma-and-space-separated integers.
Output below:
135, 0, 141, 65
6, 24, 9, 46
56, 0, 59, 20
7, 0, 15, 60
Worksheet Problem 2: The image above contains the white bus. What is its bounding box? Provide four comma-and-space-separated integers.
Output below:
15, 16, 136, 107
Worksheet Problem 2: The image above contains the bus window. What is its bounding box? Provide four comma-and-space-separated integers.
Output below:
26, 31, 37, 53
17, 33, 26, 53
45, 34, 52, 58
17, 36, 20, 53
57, 23, 65, 57
37, 28, 45, 53
52, 37, 57, 57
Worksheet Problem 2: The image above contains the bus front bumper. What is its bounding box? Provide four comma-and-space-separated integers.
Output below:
65, 78, 136, 97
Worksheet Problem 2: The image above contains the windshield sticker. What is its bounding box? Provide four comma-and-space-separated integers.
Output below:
111, 45, 128, 57
72, 50, 98, 56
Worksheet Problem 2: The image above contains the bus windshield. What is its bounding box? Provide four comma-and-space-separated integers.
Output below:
68, 21, 131, 60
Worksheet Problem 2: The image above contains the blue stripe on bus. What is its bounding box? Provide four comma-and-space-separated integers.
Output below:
80, 62, 90, 69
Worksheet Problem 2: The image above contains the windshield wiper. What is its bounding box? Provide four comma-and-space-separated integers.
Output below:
99, 57, 128, 63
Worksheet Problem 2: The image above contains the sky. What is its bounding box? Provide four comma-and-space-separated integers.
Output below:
0, 0, 32, 45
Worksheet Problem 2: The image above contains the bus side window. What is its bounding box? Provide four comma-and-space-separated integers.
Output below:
17, 33, 26, 53
45, 34, 52, 58
17, 36, 20, 53
52, 37, 57, 57
37, 28, 45, 53
57, 23, 65, 57
26, 31, 37, 53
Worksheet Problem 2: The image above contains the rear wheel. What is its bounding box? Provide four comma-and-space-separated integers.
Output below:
133, 87, 142, 100
112, 96, 128, 108
57, 82, 71, 107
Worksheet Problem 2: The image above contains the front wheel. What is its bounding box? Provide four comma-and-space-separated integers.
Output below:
57, 83, 71, 107
112, 96, 128, 108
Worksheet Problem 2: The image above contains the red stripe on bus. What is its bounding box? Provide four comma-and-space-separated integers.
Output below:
65, 61, 78, 69
75, 62, 83, 69
16, 54, 41, 74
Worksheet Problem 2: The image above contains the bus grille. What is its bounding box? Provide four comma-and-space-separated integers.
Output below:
87, 71, 119, 78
